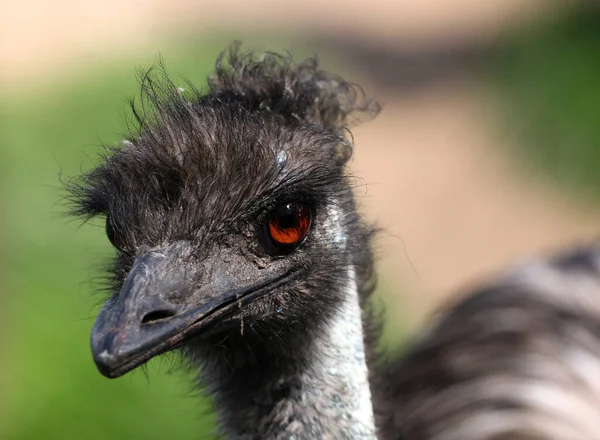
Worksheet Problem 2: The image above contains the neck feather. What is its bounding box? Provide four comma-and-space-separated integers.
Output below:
212, 266, 377, 439
301, 265, 376, 438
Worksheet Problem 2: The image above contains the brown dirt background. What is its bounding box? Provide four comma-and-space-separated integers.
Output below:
2, 0, 599, 329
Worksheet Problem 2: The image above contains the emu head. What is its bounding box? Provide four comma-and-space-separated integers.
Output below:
69, 47, 379, 378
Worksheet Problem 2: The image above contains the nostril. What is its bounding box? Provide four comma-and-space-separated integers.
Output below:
141, 309, 176, 325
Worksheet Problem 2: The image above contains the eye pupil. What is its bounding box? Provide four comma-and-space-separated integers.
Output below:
275, 204, 300, 229
266, 203, 311, 251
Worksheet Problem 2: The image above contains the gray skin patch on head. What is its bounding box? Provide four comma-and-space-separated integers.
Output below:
276, 150, 288, 170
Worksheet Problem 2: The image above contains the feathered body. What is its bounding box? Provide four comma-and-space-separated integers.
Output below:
67, 45, 600, 439
377, 247, 600, 439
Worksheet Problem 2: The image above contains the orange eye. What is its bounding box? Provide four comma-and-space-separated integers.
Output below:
266, 202, 311, 253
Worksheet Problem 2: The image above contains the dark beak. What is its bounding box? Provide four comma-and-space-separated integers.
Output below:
91, 244, 295, 378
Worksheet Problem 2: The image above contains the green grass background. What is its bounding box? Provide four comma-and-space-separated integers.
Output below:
488, 5, 600, 200
1, 40, 225, 440
3, 5, 600, 438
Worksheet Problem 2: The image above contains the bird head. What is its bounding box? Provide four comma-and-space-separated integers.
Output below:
68, 46, 379, 378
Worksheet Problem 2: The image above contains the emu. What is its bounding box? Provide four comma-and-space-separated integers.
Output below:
68, 46, 600, 439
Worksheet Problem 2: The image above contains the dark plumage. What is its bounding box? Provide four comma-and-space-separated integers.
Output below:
67, 44, 600, 439
377, 246, 600, 439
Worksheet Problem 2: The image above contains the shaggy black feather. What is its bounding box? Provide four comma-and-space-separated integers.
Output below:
67, 44, 382, 439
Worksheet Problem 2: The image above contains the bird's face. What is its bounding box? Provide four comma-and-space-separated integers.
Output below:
78, 105, 358, 378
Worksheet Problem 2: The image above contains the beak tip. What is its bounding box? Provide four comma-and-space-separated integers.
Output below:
92, 347, 117, 378
91, 330, 123, 378
91, 325, 164, 379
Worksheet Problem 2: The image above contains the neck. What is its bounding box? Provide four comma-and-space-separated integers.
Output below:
206, 266, 377, 439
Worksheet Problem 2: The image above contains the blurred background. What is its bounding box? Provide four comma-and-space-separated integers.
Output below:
2, 0, 600, 438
